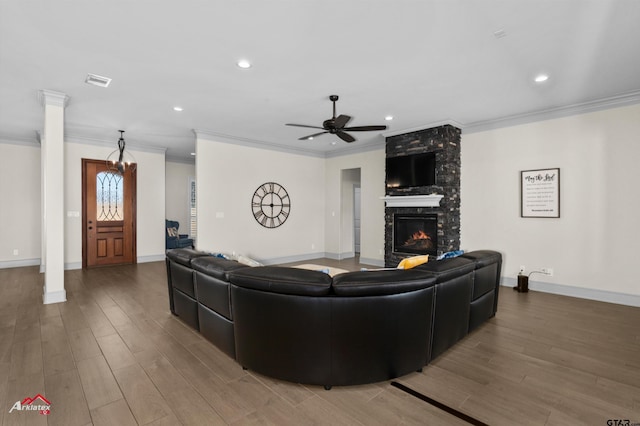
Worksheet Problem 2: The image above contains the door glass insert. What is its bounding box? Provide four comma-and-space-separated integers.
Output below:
97, 171, 124, 221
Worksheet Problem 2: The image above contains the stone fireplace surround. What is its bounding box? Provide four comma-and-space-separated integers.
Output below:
384, 125, 461, 267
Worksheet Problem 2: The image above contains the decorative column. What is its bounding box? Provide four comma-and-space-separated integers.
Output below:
39, 89, 68, 304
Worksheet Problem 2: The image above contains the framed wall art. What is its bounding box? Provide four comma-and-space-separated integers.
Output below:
520, 168, 560, 218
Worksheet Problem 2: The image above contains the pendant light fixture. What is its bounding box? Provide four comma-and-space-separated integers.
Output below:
106, 130, 137, 174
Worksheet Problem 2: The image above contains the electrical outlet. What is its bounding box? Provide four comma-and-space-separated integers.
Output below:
542, 268, 554, 276
13, 249, 19, 256
519, 265, 525, 274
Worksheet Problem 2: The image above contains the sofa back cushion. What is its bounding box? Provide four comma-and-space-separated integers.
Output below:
191, 256, 248, 280
461, 250, 502, 268
332, 270, 436, 296
166, 248, 208, 267
415, 256, 475, 283
229, 266, 332, 296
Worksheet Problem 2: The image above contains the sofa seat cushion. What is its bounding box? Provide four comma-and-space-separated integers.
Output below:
229, 266, 332, 296
191, 256, 248, 280
415, 257, 475, 283
166, 248, 207, 267
461, 250, 502, 268
332, 270, 436, 296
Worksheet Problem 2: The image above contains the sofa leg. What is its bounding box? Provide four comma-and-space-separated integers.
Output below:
242, 366, 248, 371
324, 385, 332, 390
416, 367, 423, 373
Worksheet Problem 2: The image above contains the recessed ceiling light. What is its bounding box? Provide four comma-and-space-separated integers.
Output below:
237, 59, 252, 69
385, 115, 394, 121
190, 152, 196, 156
173, 106, 183, 112
534, 74, 549, 83
308, 137, 314, 140
331, 141, 337, 146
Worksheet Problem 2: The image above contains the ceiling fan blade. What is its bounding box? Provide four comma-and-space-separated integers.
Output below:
298, 131, 328, 140
286, 123, 325, 130
343, 125, 388, 132
334, 114, 352, 129
336, 131, 356, 143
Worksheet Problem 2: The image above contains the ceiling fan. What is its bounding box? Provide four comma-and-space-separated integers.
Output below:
286, 95, 387, 143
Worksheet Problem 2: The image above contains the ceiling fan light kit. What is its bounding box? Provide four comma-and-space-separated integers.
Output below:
286, 95, 387, 143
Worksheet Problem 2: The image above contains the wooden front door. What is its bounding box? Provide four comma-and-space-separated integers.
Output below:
82, 159, 137, 268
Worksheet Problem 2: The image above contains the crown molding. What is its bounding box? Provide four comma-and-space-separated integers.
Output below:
64, 132, 167, 154
381, 119, 464, 138
166, 155, 195, 165
0, 132, 40, 147
194, 129, 389, 159
463, 90, 640, 134
193, 129, 326, 158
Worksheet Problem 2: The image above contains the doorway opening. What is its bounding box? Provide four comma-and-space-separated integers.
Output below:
340, 168, 361, 259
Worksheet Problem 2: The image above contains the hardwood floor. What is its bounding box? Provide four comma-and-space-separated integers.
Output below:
0, 260, 639, 425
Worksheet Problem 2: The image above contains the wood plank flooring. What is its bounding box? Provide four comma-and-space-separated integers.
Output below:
0, 259, 639, 425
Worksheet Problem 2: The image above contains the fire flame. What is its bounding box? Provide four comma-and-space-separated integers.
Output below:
405, 230, 431, 245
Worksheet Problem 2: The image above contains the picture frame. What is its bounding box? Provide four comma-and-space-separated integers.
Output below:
520, 168, 560, 218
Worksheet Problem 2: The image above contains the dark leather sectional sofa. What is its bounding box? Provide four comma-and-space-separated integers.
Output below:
165, 249, 502, 389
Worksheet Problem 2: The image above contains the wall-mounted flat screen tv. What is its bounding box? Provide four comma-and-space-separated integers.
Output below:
386, 152, 436, 188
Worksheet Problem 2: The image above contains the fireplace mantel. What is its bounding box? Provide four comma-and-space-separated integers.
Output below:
381, 194, 444, 208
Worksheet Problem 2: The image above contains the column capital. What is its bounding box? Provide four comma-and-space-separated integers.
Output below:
38, 89, 69, 108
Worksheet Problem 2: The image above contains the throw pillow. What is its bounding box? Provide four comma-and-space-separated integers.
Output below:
167, 227, 179, 237
436, 250, 464, 260
397, 255, 429, 269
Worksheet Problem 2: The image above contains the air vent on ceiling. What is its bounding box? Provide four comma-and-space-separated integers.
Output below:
85, 73, 112, 88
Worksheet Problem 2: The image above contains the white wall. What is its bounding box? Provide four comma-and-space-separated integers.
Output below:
0, 143, 41, 266
165, 161, 195, 236
461, 103, 640, 303
195, 136, 325, 263
325, 149, 385, 266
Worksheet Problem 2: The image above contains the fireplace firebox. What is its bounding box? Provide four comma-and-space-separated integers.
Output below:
393, 214, 438, 256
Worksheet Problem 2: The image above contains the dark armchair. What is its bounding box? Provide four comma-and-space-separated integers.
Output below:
166, 220, 194, 249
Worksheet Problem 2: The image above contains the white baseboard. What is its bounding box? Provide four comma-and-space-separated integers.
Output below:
0, 258, 40, 270
325, 251, 356, 261
261, 252, 327, 265
138, 254, 166, 264
43, 289, 67, 305
501, 277, 640, 307
359, 257, 385, 267
264, 252, 384, 268
65, 262, 82, 270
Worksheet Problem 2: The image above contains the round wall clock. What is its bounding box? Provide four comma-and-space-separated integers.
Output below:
251, 182, 291, 228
